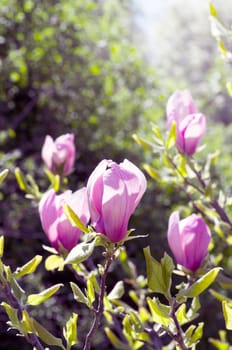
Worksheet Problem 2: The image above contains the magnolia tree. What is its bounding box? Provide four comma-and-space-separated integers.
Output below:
0, 90, 232, 349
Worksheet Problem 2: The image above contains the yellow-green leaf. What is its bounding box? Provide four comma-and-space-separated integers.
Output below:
70, 282, 88, 306
63, 204, 89, 233
0, 169, 9, 185
132, 134, 152, 150
63, 313, 78, 350
105, 327, 129, 350
1, 302, 19, 327
209, 3, 217, 17
0, 236, 4, 258
222, 300, 232, 330
14, 167, 29, 192
147, 297, 171, 327
14, 255, 42, 278
45, 255, 64, 271
64, 240, 96, 265
166, 121, 176, 149
177, 268, 221, 298
31, 317, 65, 349
143, 164, 161, 182
108, 281, 124, 300
27, 283, 63, 306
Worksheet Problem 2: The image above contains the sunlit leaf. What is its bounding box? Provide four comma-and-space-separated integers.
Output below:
0, 169, 9, 185
70, 282, 88, 306
45, 255, 64, 271
14, 255, 42, 278
147, 297, 171, 327
63, 204, 89, 233
27, 283, 63, 306
177, 268, 221, 298
222, 300, 232, 330
64, 240, 96, 265
63, 313, 78, 350
108, 281, 124, 300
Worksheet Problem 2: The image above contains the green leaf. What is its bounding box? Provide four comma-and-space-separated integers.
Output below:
64, 240, 96, 265
144, 247, 174, 298
27, 283, 63, 306
4, 265, 25, 300
63, 204, 89, 233
189, 322, 204, 345
105, 327, 129, 350
209, 338, 230, 350
132, 134, 152, 150
1, 302, 19, 327
222, 300, 232, 330
108, 281, 124, 300
143, 164, 161, 182
177, 268, 221, 298
152, 124, 164, 144
63, 313, 78, 350
147, 297, 171, 327
0, 169, 9, 185
166, 121, 176, 149
45, 255, 64, 271
210, 289, 231, 303
15, 167, 29, 192
209, 3, 217, 17
14, 255, 42, 278
70, 282, 88, 306
30, 317, 65, 349
86, 278, 95, 307
226, 82, 232, 97
0, 236, 4, 258
175, 304, 188, 325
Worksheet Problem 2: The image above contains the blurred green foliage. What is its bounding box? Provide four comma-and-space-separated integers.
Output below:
0, 0, 232, 348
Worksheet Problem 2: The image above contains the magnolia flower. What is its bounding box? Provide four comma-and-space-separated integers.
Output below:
166, 90, 198, 128
167, 211, 211, 272
166, 91, 206, 156
42, 134, 76, 176
176, 113, 206, 156
87, 159, 147, 242
39, 188, 89, 251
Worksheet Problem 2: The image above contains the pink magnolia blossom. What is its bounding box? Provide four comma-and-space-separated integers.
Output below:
42, 134, 76, 176
87, 159, 147, 243
166, 90, 198, 128
167, 211, 211, 272
166, 90, 206, 156
39, 188, 89, 251
176, 113, 206, 156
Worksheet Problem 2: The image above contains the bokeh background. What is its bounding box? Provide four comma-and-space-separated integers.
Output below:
0, 0, 232, 348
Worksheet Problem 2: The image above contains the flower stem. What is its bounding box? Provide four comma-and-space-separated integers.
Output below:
2, 283, 45, 350
170, 299, 188, 350
83, 251, 114, 350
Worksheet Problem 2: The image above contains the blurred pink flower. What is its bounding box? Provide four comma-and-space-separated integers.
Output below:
39, 188, 89, 251
166, 90, 198, 128
167, 211, 211, 272
42, 134, 75, 176
176, 113, 206, 156
166, 91, 206, 155
87, 159, 147, 243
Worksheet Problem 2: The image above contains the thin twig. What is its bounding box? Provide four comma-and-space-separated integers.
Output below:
170, 299, 188, 350
2, 283, 45, 350
83, 251, 114, 350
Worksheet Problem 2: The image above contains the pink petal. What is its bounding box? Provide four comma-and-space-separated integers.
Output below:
41, 135, 55, 170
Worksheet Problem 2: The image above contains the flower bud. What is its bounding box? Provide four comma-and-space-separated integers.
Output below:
87, 159, 147, 242
167, 211, 211, 272
166, 90, 198, 128
39, 188, 89, 251
176, 113, 206, 156
42, 134, 76, 176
